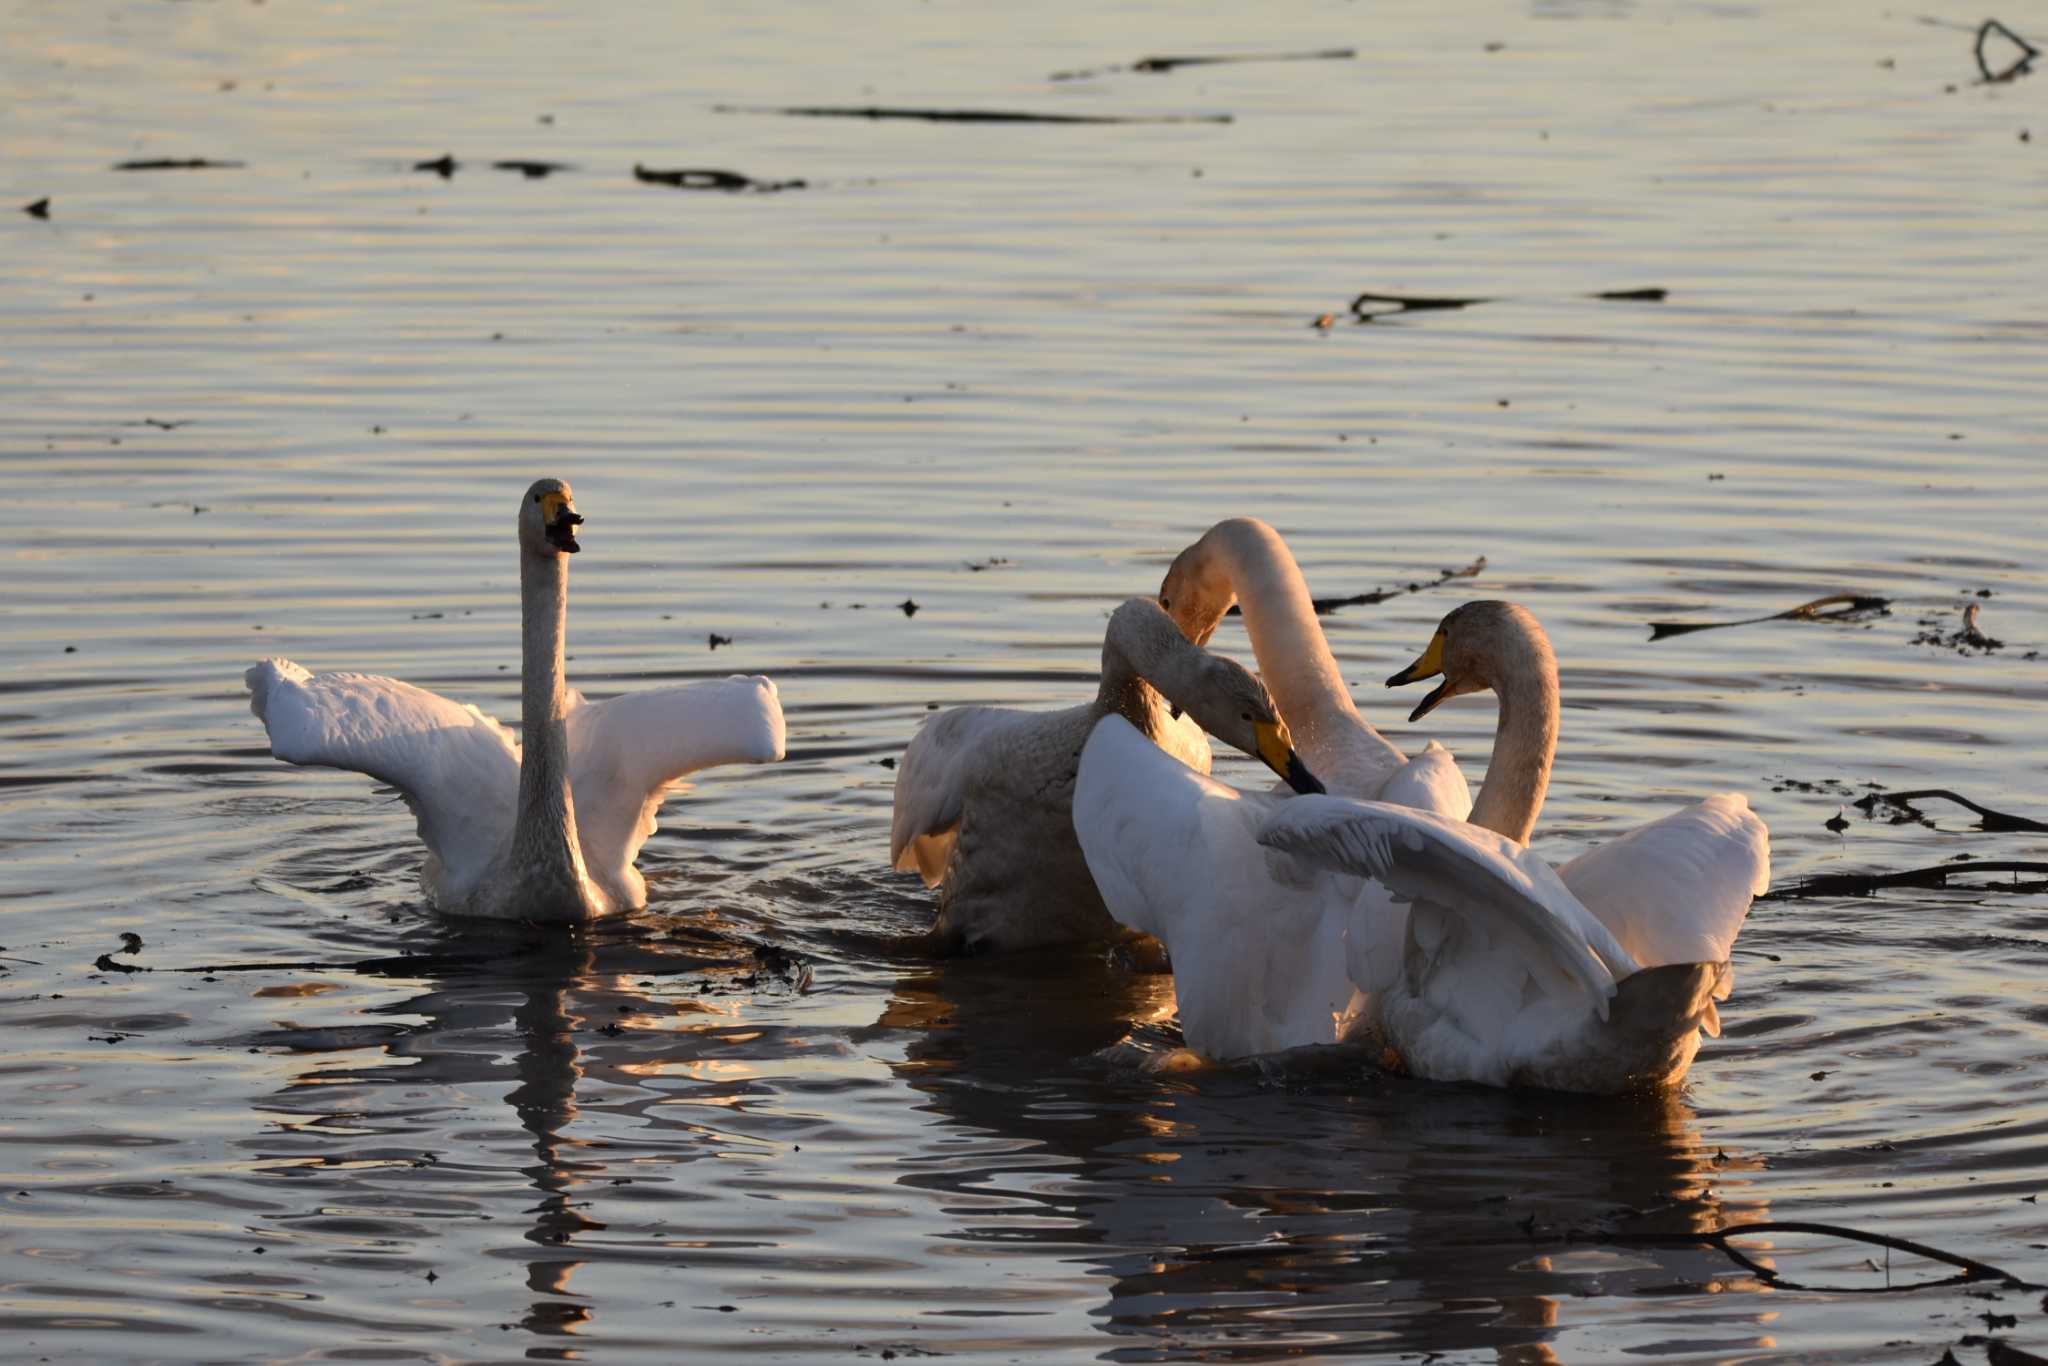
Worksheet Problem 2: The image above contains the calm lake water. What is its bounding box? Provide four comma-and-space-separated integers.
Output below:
4, 1, 2046, 1360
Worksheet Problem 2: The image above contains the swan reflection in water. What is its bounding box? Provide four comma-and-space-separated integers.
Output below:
875, 951, 1778, 1363
237, 909, 800, 1348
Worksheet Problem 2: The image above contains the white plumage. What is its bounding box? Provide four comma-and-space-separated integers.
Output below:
246, 479, 784, 921
1076, 598, 1770, 1094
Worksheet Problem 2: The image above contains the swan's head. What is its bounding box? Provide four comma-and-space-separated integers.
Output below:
1387, 600, 1550, 722
1191, 658, 1325, 796
520, 478, 584, 556
1157, 525, 1245, 646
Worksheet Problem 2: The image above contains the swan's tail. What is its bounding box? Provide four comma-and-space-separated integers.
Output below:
1600, 961, 1731, 1091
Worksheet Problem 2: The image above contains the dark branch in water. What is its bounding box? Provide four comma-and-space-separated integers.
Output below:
633, 164, 806, 193
112, 159, 245, 171
1760, 860, 2048, 900
1856, 789, 2048, 834
1975, 18, 2039, 83
1647, 593, 1890, 641
1596, 1220, 2040, 1293
1225, 557, 1487, 618
1051, 48, 1355, 80
1350, 288, 1666, 319
713, 103, 1233, 125
493, 159, 574, 178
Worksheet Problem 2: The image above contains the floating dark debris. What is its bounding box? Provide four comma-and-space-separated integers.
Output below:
1913, 601, 2005, 654
23, 197, 49, 219
413, 153, 458, 178
898, 599, 920, 618
1349, 287, 1666, 319
708, 633, 732, 651
1228, 556, 1487, 618
714, 103, 1232, 125
1647, 593, 1890, 641
1595, 1220, 2038, 1293
632, 164, 806, 193
112, 158, 245, 171
1761, 860, 2048, 900
1050, 47, 1355, 81
1854, 789, 2048, 834
493, 159, 573, 178
1975, 18, 2039, 83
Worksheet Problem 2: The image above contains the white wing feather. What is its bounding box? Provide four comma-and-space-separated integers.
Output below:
1371, 739, 1473, 820
1255, 797, 1637, 1007
566, 675, 785, 904
246, 658, 519, 897
1559, 792, 1768, 968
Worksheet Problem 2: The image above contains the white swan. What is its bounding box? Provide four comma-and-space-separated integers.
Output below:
891, 597, 1324, 954
1076, 600, 1768, 1093
246, 478, 785, 922
1159, 517, 1469, 815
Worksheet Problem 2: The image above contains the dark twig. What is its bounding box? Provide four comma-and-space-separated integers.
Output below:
1975, 18, 2039, 83
1761, 860, 2048, 900
1349, 288, 1666, 318
1596, 1220, 2040, 1293
1854, 789, 2048, 834
713, 103, 1232, 125
1647, 592, 1890, 641
1225, 556, 1487, 618
112, 158, 245, 171
1051, 48, 1355, 80
633, 164, 806, 193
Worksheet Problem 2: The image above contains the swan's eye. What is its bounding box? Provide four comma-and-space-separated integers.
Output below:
1240, 711, 1252, 722
533, 493, 542, 503
1159, 596, 1171, 610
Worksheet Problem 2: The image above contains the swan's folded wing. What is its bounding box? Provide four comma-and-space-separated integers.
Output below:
1373, 740, 1473, 820
566, 675, 785, 893
1558, 792, 1768, 969
888, 705, 1024, 885
246, 658, 519, 888
1077, 714, 1358, 1057
1255, 797, 1635, 1007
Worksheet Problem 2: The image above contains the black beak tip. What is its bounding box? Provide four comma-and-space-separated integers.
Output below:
1285, 757, 1326, 796
1384, 668, 1413, 688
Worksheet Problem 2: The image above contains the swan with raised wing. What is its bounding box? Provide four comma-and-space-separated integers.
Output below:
246, 478, 785, 922
1077, 600, 1767, 1092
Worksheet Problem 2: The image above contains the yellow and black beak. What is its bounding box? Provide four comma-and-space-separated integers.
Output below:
1254, 718, 1324, 795
1386, 627, 1449, 723
540, 492, 583, 554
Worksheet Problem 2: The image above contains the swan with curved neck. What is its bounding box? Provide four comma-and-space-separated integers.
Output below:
247, 478, 785, 923
1159, 518, 1469, 815
1077, 596, 1769, 1089
1386, 599, 1557, 844
890, 597, 1322, 954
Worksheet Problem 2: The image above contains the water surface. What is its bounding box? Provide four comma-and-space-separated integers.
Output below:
4, 1, 2046, 1360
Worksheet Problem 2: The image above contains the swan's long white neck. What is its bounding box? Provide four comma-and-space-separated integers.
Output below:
1467, 620, 1558, 846
1195, 520, 1356, 733
513, 548, 589, 896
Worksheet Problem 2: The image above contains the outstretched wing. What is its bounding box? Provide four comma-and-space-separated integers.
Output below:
888, 706, 1023, 885
1558, 792, 1768, 969
1255, 796, 1637, 1009
566, 675, 785, 902
246, 658, 520, 893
